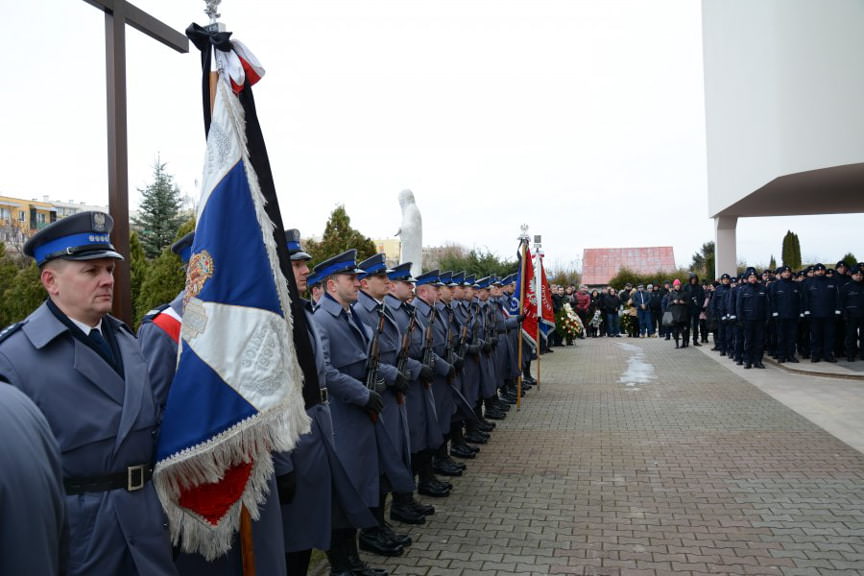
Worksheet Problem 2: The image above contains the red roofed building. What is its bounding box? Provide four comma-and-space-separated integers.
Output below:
582, 247, 676, 287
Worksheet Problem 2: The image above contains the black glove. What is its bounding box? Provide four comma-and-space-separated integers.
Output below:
518, 313, 526, 322
419, 365, 435, 383
481, 342, 492, 354
452, 354, 464, 371
490, 336, 499, 347
466, 344, 481, 356
365, 390, 384, 414
391, 371, 410, 393
276, 471, 297, 504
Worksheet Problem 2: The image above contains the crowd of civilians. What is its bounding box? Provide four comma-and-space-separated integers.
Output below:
547, 260, 864, 368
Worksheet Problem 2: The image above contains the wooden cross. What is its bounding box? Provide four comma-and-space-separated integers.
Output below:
83, 0, 189, 324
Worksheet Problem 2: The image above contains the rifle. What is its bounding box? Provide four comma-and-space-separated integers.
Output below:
364, 308, 386, 422
421, 306, 436, 384
394, 305, 417, 403
443, 306, 455, 365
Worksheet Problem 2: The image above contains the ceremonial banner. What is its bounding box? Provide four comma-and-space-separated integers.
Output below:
510, 244, 539, 345
154, 39, 309, 559
537, 253, 557, 339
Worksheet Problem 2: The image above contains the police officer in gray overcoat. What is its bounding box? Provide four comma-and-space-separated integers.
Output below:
275, 231, 377, 576
311, 250, 405, 568
0, 211, 176, 575
353, 254, 417, 553
0, 382, 66, 575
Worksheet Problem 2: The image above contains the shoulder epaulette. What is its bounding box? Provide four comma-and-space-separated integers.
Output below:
0, 321, 26, 345
141, 303, 172, 322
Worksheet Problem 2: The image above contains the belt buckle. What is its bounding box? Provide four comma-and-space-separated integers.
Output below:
320, 387, 328, 403
127, 465, 145, 492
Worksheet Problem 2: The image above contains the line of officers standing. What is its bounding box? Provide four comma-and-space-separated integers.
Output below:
141, 230, 533, 576
708, 261, 864, 369
0, 212, 533, 576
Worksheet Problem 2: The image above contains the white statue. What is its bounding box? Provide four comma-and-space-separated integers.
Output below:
396, 189, 422, 277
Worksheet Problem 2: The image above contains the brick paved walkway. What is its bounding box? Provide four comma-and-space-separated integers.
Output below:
355, 337, 864, 576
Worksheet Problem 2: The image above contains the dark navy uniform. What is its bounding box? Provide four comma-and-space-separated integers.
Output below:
0, 211, 176, 576
839, 266, 864, 361
736, 269, 768, 368
768, 267, 801, 362
803, 264, 841, 362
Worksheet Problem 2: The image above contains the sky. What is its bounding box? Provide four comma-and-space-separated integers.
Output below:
0, 0, 859, 273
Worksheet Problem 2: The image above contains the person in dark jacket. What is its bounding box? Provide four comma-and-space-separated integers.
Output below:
711, 274, 731, 355
768, 265, 802, 363
601, 287, 621, 337
736, 268, 768, 368
667, 279, 690, 348
839, 265, 864, 361
681, 273, 705, 346
802, 263, 841, 362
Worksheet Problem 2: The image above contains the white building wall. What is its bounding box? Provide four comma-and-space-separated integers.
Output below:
702, 0, 864, 217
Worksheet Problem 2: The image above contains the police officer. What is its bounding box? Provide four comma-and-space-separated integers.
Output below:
276, 231, 378, 576
385, 263, 444, 520
0, 383, 66, 576
138, 231, 193, 413
412, 270, 459, 494
138, 231, 288, 576
0, 211, 176, 575
768, 265, 802, 363
353, 254, 417, 552
803, 263, 841, 363
310, 250, 403, 569
736, 267, 768, 368
711, 274, 731, 355
840, 264, 864, 362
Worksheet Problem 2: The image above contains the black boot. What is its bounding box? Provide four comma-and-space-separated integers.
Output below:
390, 492, 426, 525
327, 529, 359, 575
343, 530, 389, 576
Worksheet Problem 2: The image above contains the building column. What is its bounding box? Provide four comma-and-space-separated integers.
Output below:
714, 216, 738, 277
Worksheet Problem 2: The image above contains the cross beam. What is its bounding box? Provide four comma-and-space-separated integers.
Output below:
83, 0, 188, 324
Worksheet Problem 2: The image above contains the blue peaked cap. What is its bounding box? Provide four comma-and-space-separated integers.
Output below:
415, 269, 440, 286
313, 249, 362, 278
171, 231, 195, 264
285, 229, 312, 261
357, 253, 392, 279
388, 262, 415, 282
463, 274, 475, 287
450, 271, 464, 286
438, 271, 453, 286
24, 211, 123, 266
475, 276, 491, 289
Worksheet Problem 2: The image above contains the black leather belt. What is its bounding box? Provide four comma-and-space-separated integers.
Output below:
320, 387, 328, 403
64, 465, 152, 494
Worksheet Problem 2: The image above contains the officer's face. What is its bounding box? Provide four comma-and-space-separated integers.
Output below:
328, 273, 359, 306
439, 284, 452, 303
389, 280, 414, 301
42, 258, 116, 325
292, 259, 310, 292
362, 273, 390, 299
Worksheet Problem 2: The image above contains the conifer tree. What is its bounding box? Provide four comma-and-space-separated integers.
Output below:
781, 230, 802, 270
133, 157, 185, 258
304, 205, 377, 266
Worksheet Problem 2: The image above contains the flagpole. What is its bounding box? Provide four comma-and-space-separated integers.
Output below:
203, 4, 256, 574
534, 238, 542, 392
516, 225, 529, 411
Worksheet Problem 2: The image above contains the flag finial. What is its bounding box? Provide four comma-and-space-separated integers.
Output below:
519, 224, 529, 242
204, 0, 225, 31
